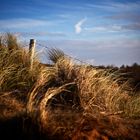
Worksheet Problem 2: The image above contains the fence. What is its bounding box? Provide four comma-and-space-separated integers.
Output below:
29, 39, 36, 70
29, 39, 96, 70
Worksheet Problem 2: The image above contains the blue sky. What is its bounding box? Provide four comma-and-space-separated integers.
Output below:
0, 0, 140, 66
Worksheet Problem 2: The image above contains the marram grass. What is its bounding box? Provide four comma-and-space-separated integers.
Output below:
0, 34, 140, 140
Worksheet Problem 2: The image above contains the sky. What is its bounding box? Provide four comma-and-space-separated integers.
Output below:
0, 0, 140, 66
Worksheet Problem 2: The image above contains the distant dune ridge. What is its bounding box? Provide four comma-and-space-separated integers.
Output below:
0, 34, 140, 140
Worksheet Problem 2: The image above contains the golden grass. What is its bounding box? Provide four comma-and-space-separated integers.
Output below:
0, 34, 42, 92
0, 33, 140, 139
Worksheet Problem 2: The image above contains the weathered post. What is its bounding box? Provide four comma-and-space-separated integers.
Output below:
29, 39, 36, 70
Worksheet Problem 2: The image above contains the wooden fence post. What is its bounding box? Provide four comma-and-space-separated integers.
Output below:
29, 39, 36, 70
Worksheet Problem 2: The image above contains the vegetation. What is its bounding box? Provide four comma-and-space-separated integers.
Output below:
0, 34, 140, 140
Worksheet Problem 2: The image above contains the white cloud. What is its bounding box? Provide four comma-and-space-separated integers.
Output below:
17, 31, 67, 38
85, 59, 95, 65
38, 38, 140, 66
0, 18, 53, 29
85, 24, 124, 33
86, 1, 140, 12
85, 26, 107, 32
58, 14, 71, 19
84, 23, 140, 33
75, 18, 87, 34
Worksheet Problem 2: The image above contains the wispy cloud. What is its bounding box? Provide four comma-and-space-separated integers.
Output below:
0, 32, 67, 42
38, 38, 140, 66
109, 1, 140, 11
75, 18, 87, 34
20, 31, 67, 37
43, 38, 140, 50
85, 59, 95, 65
0, 18, 53, 30
86, 1, 140, 12
84, 23, 140, 33
107, 13, 140, 22
85, 25, 121, 33
122, 23, 140, 31
57, 14, 71, 19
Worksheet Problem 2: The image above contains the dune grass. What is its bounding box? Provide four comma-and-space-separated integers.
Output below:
0, 34, 42, 93
0, 33, 140, 140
